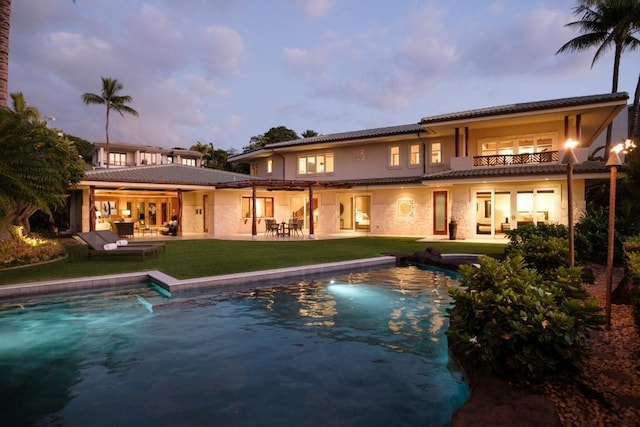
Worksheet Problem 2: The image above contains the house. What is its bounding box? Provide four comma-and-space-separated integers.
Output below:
70, 92, 629, 240
87, 142, 204, 168
229, 92, 629, 239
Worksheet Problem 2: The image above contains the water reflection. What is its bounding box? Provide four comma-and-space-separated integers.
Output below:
235, 266, 459, 356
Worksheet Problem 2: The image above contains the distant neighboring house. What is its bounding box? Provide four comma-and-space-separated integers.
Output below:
87, 142, 204, 168
70, 92, 630, 240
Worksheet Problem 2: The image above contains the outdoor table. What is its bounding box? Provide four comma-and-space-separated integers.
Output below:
278, 222, 290, 237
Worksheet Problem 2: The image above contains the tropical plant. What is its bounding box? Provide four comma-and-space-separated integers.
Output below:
0, 108, 85, 238
301, 129, 319, 138
557, 0, 640, 156
82, 77, 138, 168
10, 91, 40, 122
447, 255, 604, 388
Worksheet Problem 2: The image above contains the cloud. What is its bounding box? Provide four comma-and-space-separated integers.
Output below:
297, 0, 335, 20
198, 25, 246, 77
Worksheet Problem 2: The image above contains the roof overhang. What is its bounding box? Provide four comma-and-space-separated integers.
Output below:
419, 92, 629, 147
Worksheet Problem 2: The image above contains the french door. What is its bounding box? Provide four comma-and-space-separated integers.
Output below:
433, 191, 447, 235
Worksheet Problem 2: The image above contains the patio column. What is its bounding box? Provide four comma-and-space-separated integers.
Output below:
89, 185, 95, 232
177, 189, 183, 236
308, 185, 314, 239
454, 128, 459, 157
464, 127, 469, 157
252, 183, 258, 240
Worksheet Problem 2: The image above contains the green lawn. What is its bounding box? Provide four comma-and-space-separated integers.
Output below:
0, 237, 506, 285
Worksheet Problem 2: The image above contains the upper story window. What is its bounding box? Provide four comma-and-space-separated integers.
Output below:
430, 142, 441, 164
109, 152, 126, 166
250, 163, 259, 176
298, 152, 334, 175
389, 146, 400, 167
409, 144, 421, 167
141, 152, 156, 165
267, 158, 273, 174
480, 133, 556, 156
181, 158, 196, 166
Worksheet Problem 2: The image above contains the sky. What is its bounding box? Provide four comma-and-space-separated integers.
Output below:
8, 0, 640, 153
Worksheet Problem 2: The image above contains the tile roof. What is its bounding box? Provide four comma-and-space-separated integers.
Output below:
254, 123, 425, 151
420, 92, 629, 125
421, 161, 611, 181
323, 176, 425, 187
83, 164, 259, 187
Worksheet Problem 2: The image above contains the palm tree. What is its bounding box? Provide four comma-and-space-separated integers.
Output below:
557, 0, 640, 156
82, 77, 138, 168
0, 0, 12, 107
10, 91, 40, 122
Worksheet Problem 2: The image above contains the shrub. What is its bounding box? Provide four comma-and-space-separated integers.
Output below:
505, 223, 568, 254
623, 236, 640, 330
447, 255, 604, 388
504, 223, 570, 280
0, 226, 65, 268
574, 207, 611, 264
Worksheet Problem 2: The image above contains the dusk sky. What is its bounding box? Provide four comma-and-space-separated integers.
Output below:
9, 0, 640, 152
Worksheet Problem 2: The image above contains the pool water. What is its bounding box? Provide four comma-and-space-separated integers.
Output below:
0, 266, 468, 427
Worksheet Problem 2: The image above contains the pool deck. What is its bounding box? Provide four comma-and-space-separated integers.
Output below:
0, 256, 398, 299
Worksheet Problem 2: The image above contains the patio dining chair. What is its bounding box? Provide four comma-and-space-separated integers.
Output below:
264, 219, 279, 236
289, 218, 304, 236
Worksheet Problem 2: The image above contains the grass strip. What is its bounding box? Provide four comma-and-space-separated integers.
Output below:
0, 237, 506, 285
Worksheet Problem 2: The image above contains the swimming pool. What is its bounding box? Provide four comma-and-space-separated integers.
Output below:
0, 265, 468, 426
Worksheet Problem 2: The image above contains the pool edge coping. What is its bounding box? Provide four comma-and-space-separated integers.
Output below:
0, 256, 398, 298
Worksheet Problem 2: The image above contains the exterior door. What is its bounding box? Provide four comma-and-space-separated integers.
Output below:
203, 194, 208, 233
433, 191, 447, 235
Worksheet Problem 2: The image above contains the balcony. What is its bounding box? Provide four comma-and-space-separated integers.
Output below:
473, 151, 559, 167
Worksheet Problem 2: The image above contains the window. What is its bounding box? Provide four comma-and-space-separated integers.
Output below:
181, 158, 196, 166
242, 196, 274, 218
298, 152, 334, 175
250, 163, 259, 176
109, 152, 126, 166
480, 133, 557, 156
141, 153, 156, 165
389, 146, 400, 167
267, 158, 273, 174
430, 142, 441, 164
167, 155, 174, 164
409, 144, 421, 166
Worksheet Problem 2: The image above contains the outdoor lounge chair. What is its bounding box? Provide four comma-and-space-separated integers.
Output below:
75, 232, 159, 261
95, 230, 166, 254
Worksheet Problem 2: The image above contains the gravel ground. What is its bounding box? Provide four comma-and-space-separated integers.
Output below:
544, 265, 640, 427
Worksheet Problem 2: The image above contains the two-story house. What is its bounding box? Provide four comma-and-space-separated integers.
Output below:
228, 92, 629, 239
70, 92, 629, 239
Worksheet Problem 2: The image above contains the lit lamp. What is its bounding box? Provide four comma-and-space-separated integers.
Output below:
604, 139, 636, 329
122, 209, 131, 218
562, 138, 579, 267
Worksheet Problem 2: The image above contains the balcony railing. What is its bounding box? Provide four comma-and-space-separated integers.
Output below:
473, 151, 559, 167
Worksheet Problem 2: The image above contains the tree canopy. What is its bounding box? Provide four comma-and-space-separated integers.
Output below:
0, 108, 85, 235
557, 0, 640, 155
243, 126, 302, 152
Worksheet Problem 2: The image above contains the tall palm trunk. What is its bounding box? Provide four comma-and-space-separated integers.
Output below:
631, 73, 640, 141
0, 0, 11, 107
605, 42, 624, 159
105, 102, 110, 168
